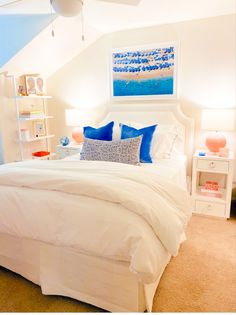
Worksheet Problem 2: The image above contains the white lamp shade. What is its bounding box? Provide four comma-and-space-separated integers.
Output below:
201, 109, 236, 131
51, 0, 82, 17
65, 109, 94, 127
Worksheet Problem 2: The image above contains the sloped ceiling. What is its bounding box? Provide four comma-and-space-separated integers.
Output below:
0, 14, 55, 67
0, 0, 235, 77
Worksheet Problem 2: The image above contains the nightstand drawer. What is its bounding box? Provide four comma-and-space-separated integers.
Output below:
197, 159, 229, 172
56, 146, 81, 159
195, 200, 225, 217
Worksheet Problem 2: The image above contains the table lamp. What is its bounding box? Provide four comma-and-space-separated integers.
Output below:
65, 109, 87, 144
201, 109, 235, 153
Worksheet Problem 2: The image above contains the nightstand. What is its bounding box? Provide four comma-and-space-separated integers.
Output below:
56, 143, 82, 159
191, 151, 234, 218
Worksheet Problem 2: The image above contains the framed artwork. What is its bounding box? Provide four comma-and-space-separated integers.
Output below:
25, 76, 37, 95
24, 75, 46, 96
111, 42, 178, 99
35, 77, 46, 95
33, 121, 45, 138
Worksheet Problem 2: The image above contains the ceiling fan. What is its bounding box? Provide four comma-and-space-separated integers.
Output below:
0, 0, 141, 39
0, 0, 142, 17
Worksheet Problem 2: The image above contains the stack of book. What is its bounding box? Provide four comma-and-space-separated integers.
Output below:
19, 110, 45, 119
200, 181, 222, 198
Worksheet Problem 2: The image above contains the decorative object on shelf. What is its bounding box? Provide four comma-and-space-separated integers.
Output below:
35, 77, 46, 96
60, 136, 70, 146
33, 121, 45, 138
219, 147, 229, 158
111, 42, 178, 99
201, 109, 235, 153
18, 85, 26, 96
20, 128, 30, 141
65, 109, 91, 144
32, 151, 50, 157
198, 151, 206, 156
25, 75, 37, 95
17, 74, 46, 96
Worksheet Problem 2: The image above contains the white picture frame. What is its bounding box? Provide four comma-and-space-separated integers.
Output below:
111, 41, 178, 100
33, 121, 45, 138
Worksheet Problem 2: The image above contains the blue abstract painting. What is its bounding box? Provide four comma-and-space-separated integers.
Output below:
112, 43, 177, 98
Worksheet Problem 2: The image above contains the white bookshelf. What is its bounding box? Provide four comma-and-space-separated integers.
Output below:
11, 75, 55, 161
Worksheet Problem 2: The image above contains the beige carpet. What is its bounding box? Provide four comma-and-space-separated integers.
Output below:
0, 215, 235, 312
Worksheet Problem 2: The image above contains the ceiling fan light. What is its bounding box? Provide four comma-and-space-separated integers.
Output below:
51, 0, 82, 17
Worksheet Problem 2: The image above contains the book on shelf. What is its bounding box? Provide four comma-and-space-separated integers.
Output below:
200, 187, 223, 198
19, 110, 45, 119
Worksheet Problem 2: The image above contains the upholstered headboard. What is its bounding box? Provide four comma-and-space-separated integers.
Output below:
101, 103, 194, 175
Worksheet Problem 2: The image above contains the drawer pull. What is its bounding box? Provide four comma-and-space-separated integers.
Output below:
209, 162, 215, 168
207, 204, 212, 210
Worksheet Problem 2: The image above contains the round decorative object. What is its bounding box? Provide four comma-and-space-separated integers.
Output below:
205, 132, 226, 152
60, 136, 70, 146
51, 0, 83, 17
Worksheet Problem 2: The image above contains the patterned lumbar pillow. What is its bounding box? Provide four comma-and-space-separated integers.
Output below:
80, 136, 142, 165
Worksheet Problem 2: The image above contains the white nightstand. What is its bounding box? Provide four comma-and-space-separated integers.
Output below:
191, 151, 234, 218
56, 143, 82, 159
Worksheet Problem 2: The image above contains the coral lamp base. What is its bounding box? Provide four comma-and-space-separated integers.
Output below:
205, 132, 226, 153
72, 127, 84, 144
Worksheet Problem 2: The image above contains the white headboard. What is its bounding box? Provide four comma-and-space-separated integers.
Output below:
101, 103, 194, 175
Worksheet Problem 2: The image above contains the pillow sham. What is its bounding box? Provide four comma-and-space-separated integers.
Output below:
80, 136, 142, 165
120, 124, 157, 163
83, 121, 114, 141
128, 121, 182, 159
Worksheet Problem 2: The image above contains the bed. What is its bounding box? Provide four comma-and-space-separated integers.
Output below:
0, 103, 194, 312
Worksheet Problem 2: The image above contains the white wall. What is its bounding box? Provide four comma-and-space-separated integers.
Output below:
47, 14, 236, 180
0, 73, 19, 163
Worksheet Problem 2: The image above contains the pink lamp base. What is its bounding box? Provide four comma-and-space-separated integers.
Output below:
72, 127, 84, 144
205, 132, 226, 152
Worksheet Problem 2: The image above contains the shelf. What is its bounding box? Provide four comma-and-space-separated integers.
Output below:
18, 115, 54, 121
32, 153, 56, 160
14, 95, 52, 99
20, 134, 55, 143
195, 186, 226, 204
196, 168, 229, 175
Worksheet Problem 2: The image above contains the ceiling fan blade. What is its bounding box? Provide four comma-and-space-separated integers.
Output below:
0, 0, 24, 8
97, 0, 142, 6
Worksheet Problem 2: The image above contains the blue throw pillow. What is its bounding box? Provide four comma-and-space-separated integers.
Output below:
120, 124, 157, 163
83, 121, 114, 141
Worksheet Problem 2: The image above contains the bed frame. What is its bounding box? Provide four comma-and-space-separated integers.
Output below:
0, 103, 194, 312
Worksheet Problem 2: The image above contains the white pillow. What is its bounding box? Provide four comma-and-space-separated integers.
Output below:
153, 124, 179, 159
127, 122, 183, 159
112, 122, 121, 140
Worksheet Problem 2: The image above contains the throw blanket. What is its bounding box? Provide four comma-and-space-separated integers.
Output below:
0, 160, 192, 283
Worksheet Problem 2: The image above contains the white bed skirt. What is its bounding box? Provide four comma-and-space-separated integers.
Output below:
0, 232, 171, 312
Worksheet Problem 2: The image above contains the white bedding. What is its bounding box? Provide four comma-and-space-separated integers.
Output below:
65, 153, 187, 188
141, 155, 187, 189
0, 159, 192, 284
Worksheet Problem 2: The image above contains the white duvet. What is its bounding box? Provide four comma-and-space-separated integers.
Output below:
0, 160, 192, 283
